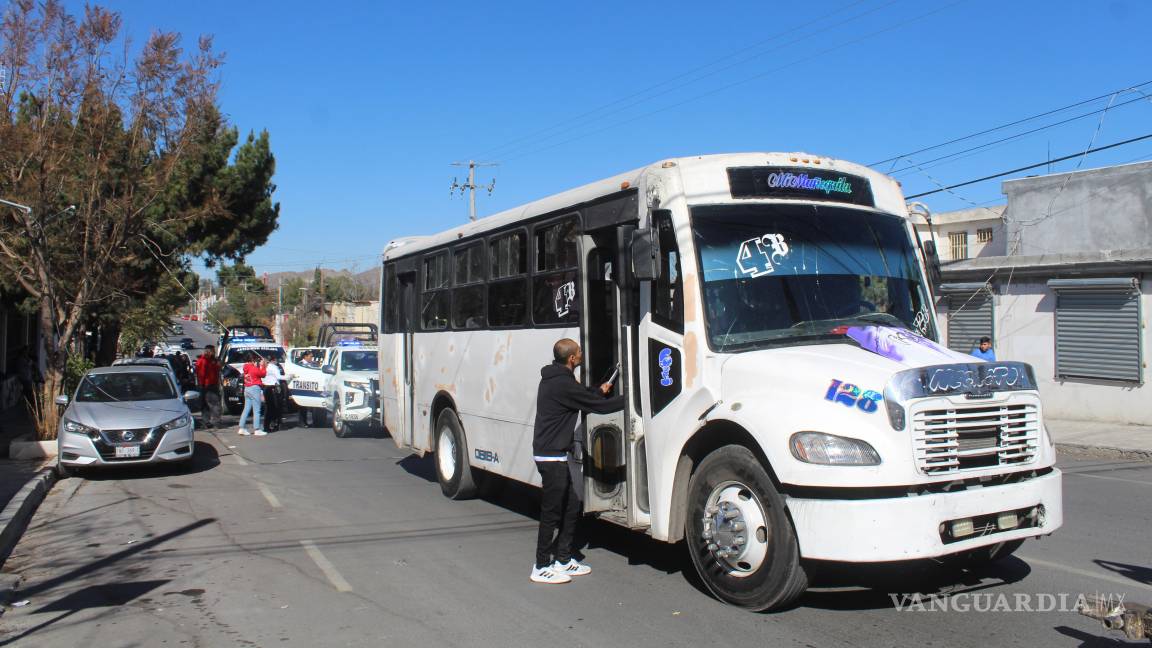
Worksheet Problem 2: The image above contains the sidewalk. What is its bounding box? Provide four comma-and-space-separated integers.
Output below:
1047, 417, 1152, 460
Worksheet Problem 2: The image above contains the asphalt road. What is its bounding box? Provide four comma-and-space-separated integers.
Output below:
1, 415, 1150, 647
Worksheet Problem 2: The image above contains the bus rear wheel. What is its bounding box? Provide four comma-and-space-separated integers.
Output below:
434, 409, 477, 500
685, 445, 808, 612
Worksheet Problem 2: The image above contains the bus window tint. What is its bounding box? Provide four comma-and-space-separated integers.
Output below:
421, 252, 450, 330
453, 244, 486, 329
533, 218, 580, 326
489, 231, 528, 326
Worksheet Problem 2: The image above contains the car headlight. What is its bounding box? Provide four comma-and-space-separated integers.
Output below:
158, 414, 192, 432
63, 418, 100, 440
790, 432, 881, 465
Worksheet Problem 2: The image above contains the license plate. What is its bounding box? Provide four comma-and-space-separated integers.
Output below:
115, 446, 141, 459
293, 381, 319, 391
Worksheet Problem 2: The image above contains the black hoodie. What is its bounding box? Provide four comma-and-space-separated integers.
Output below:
532, 361, 625, 458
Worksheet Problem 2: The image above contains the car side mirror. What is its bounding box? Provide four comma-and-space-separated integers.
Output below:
183, 391, 201, 403
322, 365, 336, 375
630, 228, 659, 282
54, 394, 69, 406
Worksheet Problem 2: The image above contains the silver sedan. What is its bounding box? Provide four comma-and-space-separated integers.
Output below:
56, 365, 200, 476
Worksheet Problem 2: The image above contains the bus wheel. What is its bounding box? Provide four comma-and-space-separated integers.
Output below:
685, 445, 807, 611
434, 409, 477, 500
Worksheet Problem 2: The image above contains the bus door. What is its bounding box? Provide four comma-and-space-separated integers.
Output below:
395, 269, 418, 448
581, 226, 632, 516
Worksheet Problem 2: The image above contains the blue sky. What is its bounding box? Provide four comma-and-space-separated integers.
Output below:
76, 0, 1152, 278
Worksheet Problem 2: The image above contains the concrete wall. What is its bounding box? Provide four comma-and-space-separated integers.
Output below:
328, 301, 380, 326
935, 279, 1151, 425
911, 206, 1007, 261
1004, 161, 1152, 257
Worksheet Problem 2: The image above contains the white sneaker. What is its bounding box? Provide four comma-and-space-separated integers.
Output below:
553, 559, 591, 577
529, 564, 572, 584
253, 429, 267, 436
238, 428, 251, 436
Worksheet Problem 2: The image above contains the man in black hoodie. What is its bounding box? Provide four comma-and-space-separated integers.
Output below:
530, 338, 625, 584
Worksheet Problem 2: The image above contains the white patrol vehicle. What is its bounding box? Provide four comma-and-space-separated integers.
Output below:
286, 323, 378, 429
321, 340, 380, 437
219, 335, 286, 415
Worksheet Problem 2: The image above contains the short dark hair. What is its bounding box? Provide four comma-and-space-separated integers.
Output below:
204, 344, 214, 350
979, 336, 991, 344
553, 338, 579, 363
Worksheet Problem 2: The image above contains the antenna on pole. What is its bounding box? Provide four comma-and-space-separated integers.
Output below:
450, 160, 499, 221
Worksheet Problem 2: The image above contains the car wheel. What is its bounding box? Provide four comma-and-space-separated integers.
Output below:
332, 407, 355, 438
434, 409, 477, 500
685, 445, 808, 612
56, 459, 76, 479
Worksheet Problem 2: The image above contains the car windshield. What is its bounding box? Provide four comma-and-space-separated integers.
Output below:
341, 351, 378, 372
692, 203, 935, 352
76, 372, 177, 402
226, 348, 286, 364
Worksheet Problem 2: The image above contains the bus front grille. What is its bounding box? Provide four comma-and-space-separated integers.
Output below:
911, 402, 1040, 475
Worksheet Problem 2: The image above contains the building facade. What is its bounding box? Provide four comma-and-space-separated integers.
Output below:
930, 161, 1151, 425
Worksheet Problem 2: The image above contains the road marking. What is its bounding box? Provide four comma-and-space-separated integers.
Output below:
1064, 471, 1152, 487
1020, 554, 1152, 593
257, 483, 282, 509
300, 540, 353, 592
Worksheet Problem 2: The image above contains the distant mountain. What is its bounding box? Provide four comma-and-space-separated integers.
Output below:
260, 267, 380, 292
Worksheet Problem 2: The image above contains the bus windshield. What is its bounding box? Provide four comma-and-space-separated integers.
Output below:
691, 203, 934, 352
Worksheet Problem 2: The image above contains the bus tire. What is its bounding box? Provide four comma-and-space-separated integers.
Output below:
434, 409, 477, 500
685, 445, 808, 611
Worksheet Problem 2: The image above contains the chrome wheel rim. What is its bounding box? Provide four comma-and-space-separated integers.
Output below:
700, 480, 769, 577
437, 426, 456, 480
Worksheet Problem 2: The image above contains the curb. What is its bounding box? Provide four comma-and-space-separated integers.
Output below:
0, 466, 57, 571
1057, 443, 1152, 463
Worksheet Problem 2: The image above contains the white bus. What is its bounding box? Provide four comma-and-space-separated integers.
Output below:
377, 153, 1062, 610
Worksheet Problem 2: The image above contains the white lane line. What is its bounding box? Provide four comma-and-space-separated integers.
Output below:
257, 483, 282, 509
1064, 471, 1152, 487
1020, 554, 1152, 593
300, 540, 353, 593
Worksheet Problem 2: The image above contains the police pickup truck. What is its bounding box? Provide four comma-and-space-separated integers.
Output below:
286, 323, 379, 434
217, 325, 285, 415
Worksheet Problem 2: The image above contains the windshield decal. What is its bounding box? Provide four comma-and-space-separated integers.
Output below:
913, 309, 931, 336
658, 348, 674, 386
736, 233, 790, 277
825, 379, 882, 413
845, 325, 957, 365
553, 281, 576, 318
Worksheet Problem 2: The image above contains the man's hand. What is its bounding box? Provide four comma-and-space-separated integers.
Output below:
599, 382, 613, 395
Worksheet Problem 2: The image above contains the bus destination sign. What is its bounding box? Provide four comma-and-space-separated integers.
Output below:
727, 166, 874, 207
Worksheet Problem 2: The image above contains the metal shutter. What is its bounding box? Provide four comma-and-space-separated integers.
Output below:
1053, 287, 1141, 382
946, 292, 993, 354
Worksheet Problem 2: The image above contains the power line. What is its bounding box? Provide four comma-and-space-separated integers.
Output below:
887, 93, 1150, 176
472, 0, 900, 161
499, 0, 968, 164
871, 80, 1152, 168
904, 132, 1152, 199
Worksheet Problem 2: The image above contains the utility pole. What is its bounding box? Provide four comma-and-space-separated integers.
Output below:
450, 160, 498, 221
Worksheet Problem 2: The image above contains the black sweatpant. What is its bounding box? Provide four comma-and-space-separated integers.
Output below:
536, 460, 581, 569
263, 385, 282, 431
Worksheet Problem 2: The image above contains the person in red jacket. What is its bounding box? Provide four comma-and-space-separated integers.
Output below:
194, 345, 222, 428
238, 352, 268, 436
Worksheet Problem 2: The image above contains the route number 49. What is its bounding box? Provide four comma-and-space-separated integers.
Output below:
737, 233, 790, 277
825, 379, 882, 413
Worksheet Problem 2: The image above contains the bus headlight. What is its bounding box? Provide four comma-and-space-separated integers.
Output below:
790, 432, 881, 465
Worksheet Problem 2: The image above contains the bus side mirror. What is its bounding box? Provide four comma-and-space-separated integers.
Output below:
630, 228, 659, 282
923, 240, 942, 289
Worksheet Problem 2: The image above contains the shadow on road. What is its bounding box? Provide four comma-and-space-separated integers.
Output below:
1093, 559, 1152, 586
798, 555, 1033, 612
1053, 625, 1135, 647
73, 441, 220, 482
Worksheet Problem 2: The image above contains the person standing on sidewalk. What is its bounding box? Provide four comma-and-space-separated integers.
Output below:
194, 345, 222, 429
530, 338, 624, 584
238, 352, 267, 437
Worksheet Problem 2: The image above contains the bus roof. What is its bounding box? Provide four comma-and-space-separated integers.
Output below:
381, 152, 902, 261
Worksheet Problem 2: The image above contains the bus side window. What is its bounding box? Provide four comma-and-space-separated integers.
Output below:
532, 217, 580, 326
488, 231, 528, 327
421, 252, 450, 330
652, 212, 684, 333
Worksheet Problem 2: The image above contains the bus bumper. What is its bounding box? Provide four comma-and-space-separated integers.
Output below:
786, 468, 1062, 562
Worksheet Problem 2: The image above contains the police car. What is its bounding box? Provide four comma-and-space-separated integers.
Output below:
218, 327, 285, 415
286, 323, 378, 431
321, 339, 379, 438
